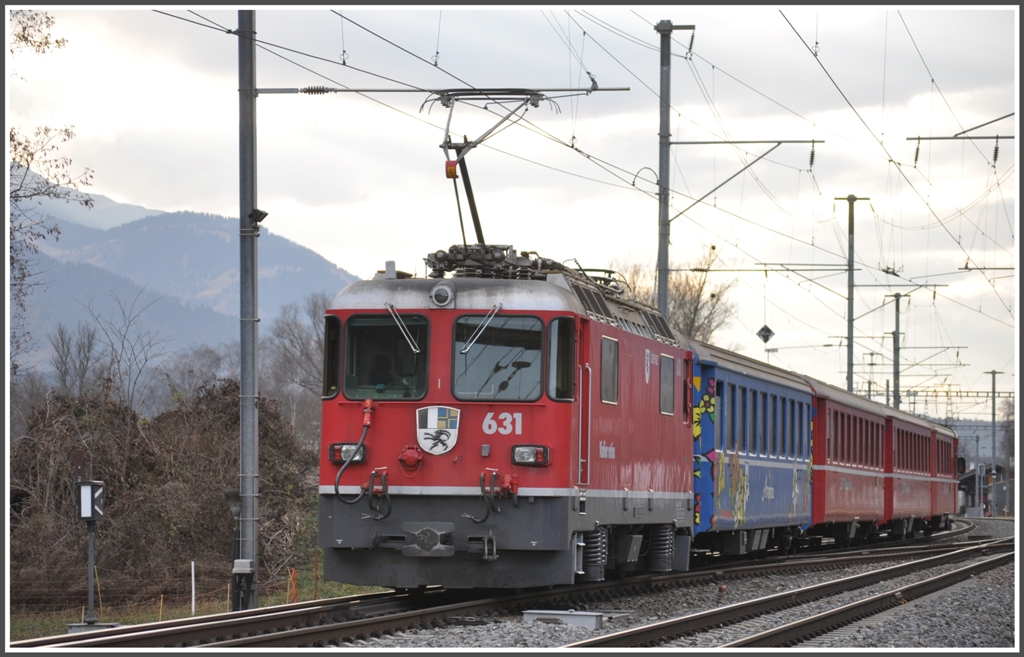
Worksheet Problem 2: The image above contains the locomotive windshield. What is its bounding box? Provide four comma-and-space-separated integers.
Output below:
343, 315, 428, 400
453, 315, 543, 401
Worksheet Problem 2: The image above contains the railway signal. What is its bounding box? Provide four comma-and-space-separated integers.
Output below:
76, 479, 105, 627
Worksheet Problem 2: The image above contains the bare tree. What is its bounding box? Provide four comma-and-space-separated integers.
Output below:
610, 246, 737, 344
9, 370, 50, 444
999, 398, 1014, 480
263, 291, 331, 448
48, 324, 73, 394
48, 320, 102, 397
9, 10, 93, 376
148, 343, 229, 414
8, 9, 67, 60
268, 292, 330, 395
83, 290, 167, 414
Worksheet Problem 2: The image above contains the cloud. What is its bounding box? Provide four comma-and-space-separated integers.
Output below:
11, 7, 1015, 416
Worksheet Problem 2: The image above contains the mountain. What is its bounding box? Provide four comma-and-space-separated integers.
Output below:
13, 182, 360, 372
19, 252, 238, 370
13, 165, 165, 230
36, 210, 359, 322
33, 189, 166, 230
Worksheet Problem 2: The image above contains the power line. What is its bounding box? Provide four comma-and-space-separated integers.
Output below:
160, 9, 1014, 347
780, 10, 1013, 320
897, 11, 995, 167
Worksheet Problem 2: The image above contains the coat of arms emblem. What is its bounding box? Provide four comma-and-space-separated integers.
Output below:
417, 406, 460, 455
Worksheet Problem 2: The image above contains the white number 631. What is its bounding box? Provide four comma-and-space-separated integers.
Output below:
482, 412, 522, 435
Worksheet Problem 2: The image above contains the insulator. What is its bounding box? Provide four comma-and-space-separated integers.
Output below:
648, 524, 675, 572
809, 147, 815, 168
993, 143, 999, 164
914, 139, 921, 168
303, 86, 330, 95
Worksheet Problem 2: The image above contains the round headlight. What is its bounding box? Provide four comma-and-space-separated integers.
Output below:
430, 283, 454, 307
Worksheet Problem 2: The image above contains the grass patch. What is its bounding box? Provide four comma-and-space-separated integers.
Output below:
9, 579, 387, 643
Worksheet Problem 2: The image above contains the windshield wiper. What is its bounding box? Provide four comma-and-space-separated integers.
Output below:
460, 303, 503, 354
385, 303, 420, 353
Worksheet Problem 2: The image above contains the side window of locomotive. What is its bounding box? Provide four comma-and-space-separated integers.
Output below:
322, 315, 342, 399
600, 336, 619, 404
454, 315, 543, 401
547, 317, 575, 401
659, 354, 674, 415
343, 314, 428, 400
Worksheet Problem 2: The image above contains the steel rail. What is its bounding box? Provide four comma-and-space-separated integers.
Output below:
562, 537, 1012, 648
8, 589, 441, 648
721, 551, 1015, 647
13, 523, 983, 649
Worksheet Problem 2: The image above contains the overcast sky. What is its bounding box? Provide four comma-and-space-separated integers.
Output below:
7, 6, 1018, 421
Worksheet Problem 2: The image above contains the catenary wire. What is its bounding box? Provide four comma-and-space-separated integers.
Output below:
780, 10, 1013, 320
160, 10, 1013, 340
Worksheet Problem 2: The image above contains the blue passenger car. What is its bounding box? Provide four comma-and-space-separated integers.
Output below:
684, 339, 814, 555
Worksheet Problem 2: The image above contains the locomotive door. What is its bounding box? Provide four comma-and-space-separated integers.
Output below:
576, 318, 592, 486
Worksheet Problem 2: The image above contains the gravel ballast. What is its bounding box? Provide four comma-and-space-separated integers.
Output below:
348, 518, 1017, 650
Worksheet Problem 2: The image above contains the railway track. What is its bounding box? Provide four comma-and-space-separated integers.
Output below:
561, 537, 1014, 648
12, 522, 992, 649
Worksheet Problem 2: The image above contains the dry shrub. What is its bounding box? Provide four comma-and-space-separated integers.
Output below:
9, 380, 315, 610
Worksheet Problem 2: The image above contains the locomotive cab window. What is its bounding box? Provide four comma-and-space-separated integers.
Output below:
322, 314, 342, 399
454, 315, 542, 401
547, 317, 575, 401
343, 314, 428, 400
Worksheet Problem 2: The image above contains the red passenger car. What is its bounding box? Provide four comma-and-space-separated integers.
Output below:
929, 422, 958, 531
806, 378, 887, 545
885, 409, 935, 538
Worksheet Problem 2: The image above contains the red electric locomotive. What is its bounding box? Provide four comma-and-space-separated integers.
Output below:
318, 244, 695, 589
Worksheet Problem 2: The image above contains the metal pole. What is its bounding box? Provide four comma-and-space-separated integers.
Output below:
836, 195, 867, 392
986, 369, 1002, 510
656, 20, 673, 316
85, 520, 96, 623
975, 436, 981, 511
237, 9, 260, 610
846, 195, 855, 393
892, 293, 901, 410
